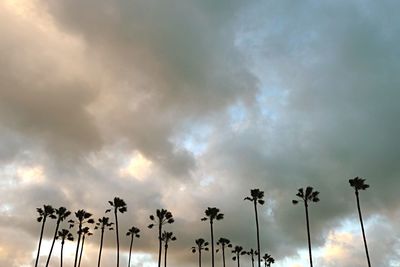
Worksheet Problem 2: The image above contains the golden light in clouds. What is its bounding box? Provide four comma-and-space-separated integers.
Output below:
321, 231, 354, 264
17, 165, 46, 185
120, 152, 153, 181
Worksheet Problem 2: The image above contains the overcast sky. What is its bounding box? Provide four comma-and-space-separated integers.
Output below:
1, 1, 400, 267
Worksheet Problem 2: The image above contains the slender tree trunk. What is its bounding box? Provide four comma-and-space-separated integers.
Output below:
158, 223, 162, 267
356, 191, 372, 267
78, 234, 86, 267
60, 240, 65, 267
74, 225, 82, 267
128, 235, 133, 267
45, 220, 61, 267
115, 211, 120, 267
304, 202, 313, 267
251, 254, 255, 267
35, 216, 47, 267
199, 249, 202, 267
164, 244, 168, 267
210, 221, 215, 267
98, 227, 105, 267
237, 253, 240, 267
222, 245, 225, 267
254, 201, 261, 267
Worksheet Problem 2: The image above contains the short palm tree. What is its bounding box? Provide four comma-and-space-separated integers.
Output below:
262, 253, 275, 267
231, 245, 246, 267
349, 177, 371, 267
68, 209, 95, 267
245, 248, 258, 267
161, 231, 177, 267
78, 226, 93, 267
94, 216, 114, 267
192, 238, 209, 267
57, 229, 74, 267
35, 205, 56, 267
45, 207, 71, 267
201, 207, 224, 267
292, 186, 320, 267
148, 209, 175, 267
108, 197, 128, 267
245, 189, 265, 267
126, 226, 141, 267
216, 237, 232, 267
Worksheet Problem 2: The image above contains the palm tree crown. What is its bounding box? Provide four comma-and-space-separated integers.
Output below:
35, 205, 56, 267
126, 226, 141, 267
201, 207, 224, 267
292, 187, 320, 205
192, 238, 209, 253
349, 177, 370, 192
108, 197, 127, 267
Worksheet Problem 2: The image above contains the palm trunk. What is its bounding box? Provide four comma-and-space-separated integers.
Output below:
356, 191, 371, 267
254, 201, 261, 267
237, 253, 240, 267
199, 249, 202, 267
158, 223, 162, 267
60, 239, 65, 267
164, 244, 168, 267
251, 253, 255, 267
115, 211, 120, 267
74, 224, 82, 267
128, 235, 133, 267
304, 202, 313, 267
210, 221, 215, 267
98, 227, 105, 267
222, 245, 225, 267
45, 220, 61, 267
35, 216, 47, 267
78, 234, 86, 267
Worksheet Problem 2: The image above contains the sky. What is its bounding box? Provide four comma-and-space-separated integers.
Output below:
1, 0, 400, 267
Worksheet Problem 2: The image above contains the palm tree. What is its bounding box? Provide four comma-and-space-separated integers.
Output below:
262, 253, 275, 267
161, 231, 177, 267
126, 226, 141, 267
267, 256, 275, 267
245, 248, 258, 267
231, 245, 246, 267
292, 186, 320, 267
45, 207, 71, 267
108, 197, 128, 267
148, 209, 175, 267
201, 207, 224, 267
35, 205, 56, 267
57, 229, 74, 267
94, 216, 114, 267
349, 177, 371, 267
78, 226, 93, 267
216, 237, 232, 267
68, 209, 95, 267
244, 189, 265, 267
192, 238, 209, 267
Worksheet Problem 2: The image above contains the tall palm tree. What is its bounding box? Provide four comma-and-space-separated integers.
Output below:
231, 245, 246, 267
45, 207, 71, 267
262, 253, 275, 267
201, 207, 224, 267
148, 209, 175, 267
245, 248, 258, 267
192, 238, 209, 267
244, 189, 265, 267
161, 231, 177, 267
68, 209, 95, 267
57, 229, 74, 267
126, 226, 141, 267
216, 237, 232, 267
94, 216, 114, 267
35, 205, 56, 267
78, 226, 93, 267
349, 177, 371, 267
292, 186, 320, 267
108, 197, 128, 267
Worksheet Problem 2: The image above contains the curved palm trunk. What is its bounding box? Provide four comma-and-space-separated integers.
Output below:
199, 250, 202, 267
45, 220, 61, 267
164, 244, 168, 267
158, 223, 162, 267
34, 216, 47, 267
78, 234, 86, 267
98, 227, 105, 267
304, 202, 313, 267
355, 191, 371, 267
74, 225, 82, 267
251, 254, 255, 267
210, 221, 215, 267
222, 245, 226, 267
254, 201, 261, 267
115, 211, 120, 267
60, 240, 65, 267
128, 235, 134, 267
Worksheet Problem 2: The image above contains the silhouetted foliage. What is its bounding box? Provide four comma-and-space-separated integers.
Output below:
126, 226, 141, 267
94, 216, 114, 267
201, 207, 224, 267
216, 237, 232, 267
57, 229, 74, 267
77, 226, 93, 267
35, 205, 56, 267
292, 186, 320, 267
231, 245, 247, 267
192, 238, 209, 267
161, 231, 177, 267
148, 209, 175, 267
245, 248, 258, 267
245, 189, 265, 267
349, 177, 372, 267
261, 253, 275, 267
109, 197, 127, 267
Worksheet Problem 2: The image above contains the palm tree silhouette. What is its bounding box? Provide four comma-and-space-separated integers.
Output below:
292, 186, 320, 267
245, 189, 265, 267
108, 197, 128, 267
68, 209, 95, 267
262, 253, 275, 267
94, 216, 114, 267
231, 245, 246, 267
245, 248, 258, 267
57, 229, 74, 267
349, 177, 372, 267
216, 237, 232, 267
192, 238, 209, 267
201, 207, 224, 267
78, 226, 93, 267
148, 209, 175, 267
161, 231, 177, 267
34, 205, 56, 267
44, 207, 71, 267
126, 226, 141, 267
